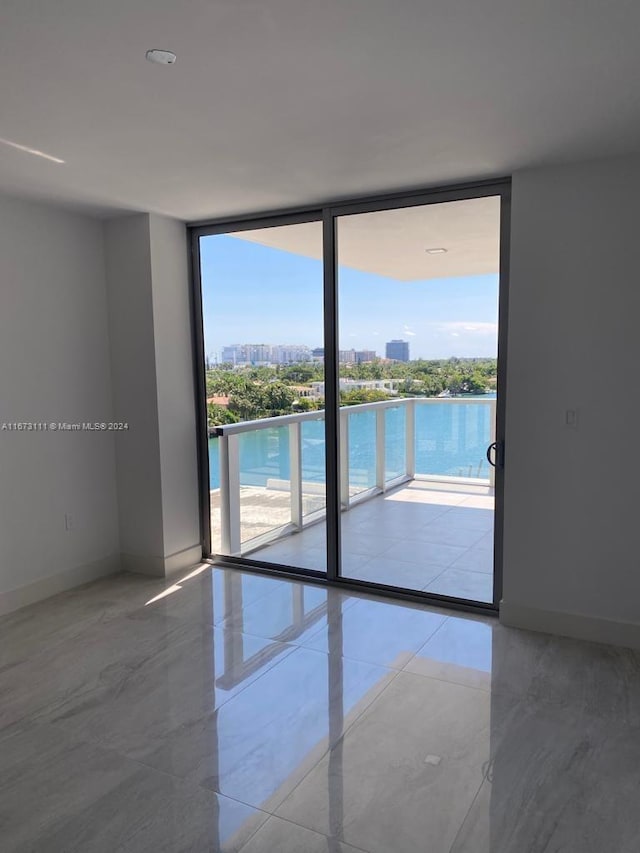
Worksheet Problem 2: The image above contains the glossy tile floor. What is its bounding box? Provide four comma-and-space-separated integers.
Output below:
2, 566, 640, 852
253, 481, 495, 602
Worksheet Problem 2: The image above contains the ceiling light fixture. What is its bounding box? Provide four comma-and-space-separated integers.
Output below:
425, 247, 447, 254
0, 137, 65, 164
145, 49, 177, 65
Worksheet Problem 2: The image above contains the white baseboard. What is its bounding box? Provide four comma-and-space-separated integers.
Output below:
500, 600, 640, 650
0, 553, 121, 617
122, 543, 203, 578
164, 543, 203, 576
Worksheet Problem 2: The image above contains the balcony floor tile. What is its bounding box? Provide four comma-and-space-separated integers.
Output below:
251, 482, 495, 602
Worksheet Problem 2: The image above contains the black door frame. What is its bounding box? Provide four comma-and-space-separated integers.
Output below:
189, 177, 510, 615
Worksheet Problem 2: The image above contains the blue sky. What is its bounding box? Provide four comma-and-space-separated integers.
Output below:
201, 235, 499, 360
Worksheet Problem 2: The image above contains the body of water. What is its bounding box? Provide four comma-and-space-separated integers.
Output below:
209, 397, 494, 491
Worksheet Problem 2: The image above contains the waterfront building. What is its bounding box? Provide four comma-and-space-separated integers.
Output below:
310, 378, 398, 398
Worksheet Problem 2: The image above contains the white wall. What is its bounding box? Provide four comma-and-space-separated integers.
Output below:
148, 215, 200, 562
104, 215, 164, 566
502, 156, 640, 646
104, 213, 200, 576
0, 195, 120, 612
0, 201, 199, 613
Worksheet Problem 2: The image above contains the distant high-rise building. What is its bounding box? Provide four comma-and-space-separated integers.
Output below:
221, 343, 311, 365
385, 339, 409, 362
310, 348, 376, 364
221, 345, 241, 364
270, 345, 311, 364
248, 344, 271, 364
339, 349, 358, 364
221, 344, 271, 364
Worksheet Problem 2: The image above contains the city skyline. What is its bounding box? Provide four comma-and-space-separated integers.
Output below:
210, 341, 407, 366
200, 234, 499, 360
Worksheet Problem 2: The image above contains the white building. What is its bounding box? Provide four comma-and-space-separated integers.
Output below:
310, 379, 398, 398
270, 344, 311, 364
221, 343, 311, 365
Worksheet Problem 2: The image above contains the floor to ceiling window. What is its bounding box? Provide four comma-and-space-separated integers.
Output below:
192, 181, 508, 610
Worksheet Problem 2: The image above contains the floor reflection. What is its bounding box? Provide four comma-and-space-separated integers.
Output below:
3, 566, 639, 852
202, 572, 394, 815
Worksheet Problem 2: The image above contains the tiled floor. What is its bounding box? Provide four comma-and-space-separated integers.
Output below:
253, 481, 495, 602
2, 566, 640, 851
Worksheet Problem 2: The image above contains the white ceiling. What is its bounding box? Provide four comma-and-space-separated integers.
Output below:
236, 196, 500, 279
2, 0, 640, 220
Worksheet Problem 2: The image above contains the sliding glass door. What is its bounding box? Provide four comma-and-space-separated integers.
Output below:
336, 197, 501, 603
192, 182, 508, 610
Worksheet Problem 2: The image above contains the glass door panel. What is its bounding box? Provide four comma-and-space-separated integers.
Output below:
199, 221, 327, 573
336, 197, 501, 602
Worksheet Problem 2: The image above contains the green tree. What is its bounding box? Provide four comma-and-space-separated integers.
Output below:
280, 364, 321, 383
292, 397, 319, 412
260, 382, 296, 416
228, 384, 262, 420
340, 388, 392, 405
207, 402, 238, 427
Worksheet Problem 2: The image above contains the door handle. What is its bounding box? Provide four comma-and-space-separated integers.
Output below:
486, 441, 504, 468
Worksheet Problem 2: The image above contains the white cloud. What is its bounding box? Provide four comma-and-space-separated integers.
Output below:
434, 321, 497, 336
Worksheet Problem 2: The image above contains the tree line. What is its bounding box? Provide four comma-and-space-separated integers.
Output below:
206, 357, 496, 427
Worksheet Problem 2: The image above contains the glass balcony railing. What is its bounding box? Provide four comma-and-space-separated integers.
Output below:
211, 397, 496, 557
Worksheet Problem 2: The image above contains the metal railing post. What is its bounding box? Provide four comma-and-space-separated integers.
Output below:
289, 421, 303, 530
376, 407, 386, 491
406, 399, 416, 479
339, 409, 350, 509
219, 433, 241, 555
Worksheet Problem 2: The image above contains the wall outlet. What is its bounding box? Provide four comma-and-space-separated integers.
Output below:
565, 409, 579, 429
64, 513, 74, 531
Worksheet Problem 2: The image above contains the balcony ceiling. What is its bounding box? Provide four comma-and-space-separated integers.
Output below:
2, 1, 640, 220
233, 196, 500, 280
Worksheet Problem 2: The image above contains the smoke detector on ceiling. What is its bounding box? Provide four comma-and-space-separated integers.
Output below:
145, 49, 177, 65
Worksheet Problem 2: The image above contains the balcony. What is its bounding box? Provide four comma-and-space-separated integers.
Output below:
210, 397, 496, 602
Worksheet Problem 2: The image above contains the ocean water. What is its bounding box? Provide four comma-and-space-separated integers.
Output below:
209, 398, 494, 491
